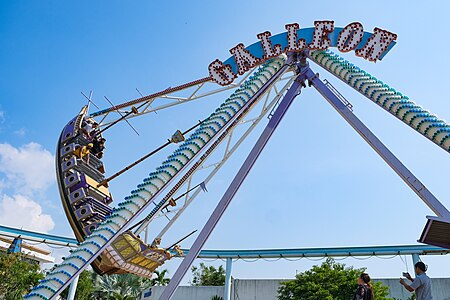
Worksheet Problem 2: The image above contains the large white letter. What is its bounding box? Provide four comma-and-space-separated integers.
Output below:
208, 59, 237, 86
229, 43, 261, 75
257, 31, 283, 60
355, 27, 397, 62
308, 20, 335, 50
337, 22, 364, 52
284, 23, 307, 52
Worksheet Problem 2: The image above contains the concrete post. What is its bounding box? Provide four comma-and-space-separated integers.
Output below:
224, 258, 233, 300
67, 274, 79, 300
412, 253, 420, 274
158, 64, 302, 300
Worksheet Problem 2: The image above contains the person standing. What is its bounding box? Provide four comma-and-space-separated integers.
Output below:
400, 261, 433, 300
354, 273, 374, 300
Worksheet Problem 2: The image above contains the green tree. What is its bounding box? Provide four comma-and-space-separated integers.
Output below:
150, 269, 170, 286
0, 252, 44, 300
93, 273, 152, 300
190, 263, 225, 286
277, 258, 392, 300
373, 281, 391, 299
60, 270, 95, 300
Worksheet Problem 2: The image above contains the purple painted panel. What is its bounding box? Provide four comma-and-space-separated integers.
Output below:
61, 156, 77, 173
103, 196, 113, 205
75, 204, 97, 221
68, 174, 88, 193
64, 172, 81, 190
82, 223, 98, 236
60, 143, 77, 158
69, 187, 87, 206
61, 116, 79, 144
83, 197, 112, 216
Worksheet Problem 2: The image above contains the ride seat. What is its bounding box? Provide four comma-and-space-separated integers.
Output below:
419, 216, 450, 249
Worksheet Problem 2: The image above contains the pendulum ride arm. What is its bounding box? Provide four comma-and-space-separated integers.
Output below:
91, 77, 211, 118
306, 68, 450, 219
90, 72, 254, 128
150, 75, 296, 240
130, 64, 293, 237
25, 57, 288, 300
158, 66, 308, 300
309, 50, 450, 155
97, 120, 203, 188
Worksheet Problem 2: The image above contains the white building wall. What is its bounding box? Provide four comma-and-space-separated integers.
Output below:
141, 286, 224, 300
376, 278, 450, 300
232, 279, 285, 300
141, 278, 450, 300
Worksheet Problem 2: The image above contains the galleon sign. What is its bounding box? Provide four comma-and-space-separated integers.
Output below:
208, 21, 397, 86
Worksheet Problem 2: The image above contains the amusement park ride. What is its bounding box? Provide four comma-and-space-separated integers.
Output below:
24, 21, 450, 299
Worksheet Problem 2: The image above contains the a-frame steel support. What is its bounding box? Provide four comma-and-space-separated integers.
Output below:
158, 63, 308, 300
307, 67, 450, 250
307, 68, 450, 219
158, 61, 450, 300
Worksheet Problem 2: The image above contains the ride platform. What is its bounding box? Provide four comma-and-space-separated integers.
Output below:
56, 106, 174, 277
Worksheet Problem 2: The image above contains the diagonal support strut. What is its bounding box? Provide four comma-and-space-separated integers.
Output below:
307, 68, 450, 219
158, 67, 308, 300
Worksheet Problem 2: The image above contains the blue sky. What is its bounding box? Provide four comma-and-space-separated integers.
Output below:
1, 0, 450, 283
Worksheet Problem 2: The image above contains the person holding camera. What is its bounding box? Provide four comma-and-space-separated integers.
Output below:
399, 261, 433, 300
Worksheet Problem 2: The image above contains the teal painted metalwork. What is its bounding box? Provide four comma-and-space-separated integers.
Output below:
223, 27, 396, 74
310, 50, 450, 153
0, 225, 78, 246
24, 57, 286, 300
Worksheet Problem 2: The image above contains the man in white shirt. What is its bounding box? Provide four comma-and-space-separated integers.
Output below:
400, 261, 433, 300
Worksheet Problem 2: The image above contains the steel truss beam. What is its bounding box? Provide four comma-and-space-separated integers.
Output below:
3, 225, 448, 259
131, 63, 293, 236
158, 64, 307, 300
139, 74, 296, 240
26, 50, 449, 299
192, 244, 450, 259
307, 68, 450, 219
158, 63, 450, 300
25, 58, 289, 300
0, 225, 78, 247
91, 72, 254, 128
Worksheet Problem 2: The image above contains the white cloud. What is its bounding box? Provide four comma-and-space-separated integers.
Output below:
0, 142, 55, 193
14, 128, 26, 136
0, 180, 5, 196
0, 143, 56, 235
0, 194, 55, 233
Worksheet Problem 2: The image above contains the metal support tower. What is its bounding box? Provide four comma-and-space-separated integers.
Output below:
158, 63, 307, 300
412, 253, 421, 275
306, 68, 450, 219
224, 258, 233, 300
25, 48, 450, 299
157, 60, 450, 300
66, 275, 79, 300
141, 74, 296, 239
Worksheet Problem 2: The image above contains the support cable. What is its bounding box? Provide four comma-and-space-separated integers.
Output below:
97, 120, 204, 188
25, 58, 286, 300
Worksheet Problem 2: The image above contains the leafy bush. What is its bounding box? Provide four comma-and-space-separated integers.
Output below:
0, 252, 44, 299
191, 263, 225, 286
277, 258, 392, 300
